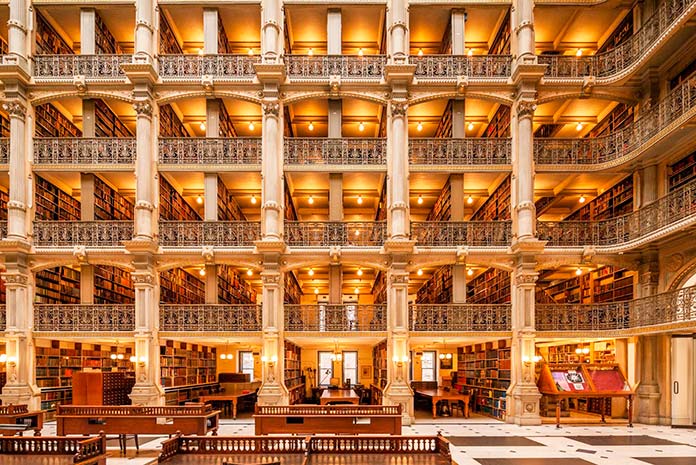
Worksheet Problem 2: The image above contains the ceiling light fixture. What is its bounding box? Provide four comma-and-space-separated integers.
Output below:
417, 48, 423, 57
575, 268, 582, 276
196, 194, 204, 205
576, 122, 583, 132
579, 194, 586, 204
467, 122, 475, 131
198, 48, 204, 55
417, 194, 423, 205
467, 268, 474, 276
249, 122, 255, 131
248, 48, 254, 56
576, 48, 583, 57
199, 268, 206, 277
308, 121, 314, 132
467, 48, 473, 56
251, 194, 257, 205
416, 122, 423, 132
467, 195, 474, 205
220, 340, 233, 360
358, 122, 365, 132
308, 195, 314, 205
199, 122, 206, 131
357, 195, 363, 205
308, 268, 314, 277
354, 287, 359, 294
357, 268, 363, 277
358, 48, 364, 56
308, 48, 313, 56
314, 288, 319, 294
417, 269, 423, 276
247, 269, 253, 276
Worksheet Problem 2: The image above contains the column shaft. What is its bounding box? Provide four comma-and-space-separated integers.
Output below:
80, 8, 96, 55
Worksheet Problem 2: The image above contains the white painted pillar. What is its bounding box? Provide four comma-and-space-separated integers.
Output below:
261, 0, 282, 63
451, 9, 466, 55
80, 8, 96, 55
387, 0, 408, 63
203, 8, 219, 55
327, 9, 342, 55
5, 0, 30, 67
4, 102, 30, 239
513, 101, 536, 240
133, 101, 156, 240
204, 174, 218, 222
134, 0, 155, 63
452, 100, 466, 138
512, 0, 535, 65
388, 102, 409, 240
261, 102, 283, 240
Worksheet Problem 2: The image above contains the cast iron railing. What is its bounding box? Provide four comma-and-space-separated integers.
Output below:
159, 138, 261, 165
285, 55, 386, 79
159, 221, 260, 247
412, 55, 512, 78
34, 138, 136, 165
409, 304, 511, 331
33, 54, 131, 78
158, 54, 258, 78
411, 221, 512, 246
285, 138, 386, 165
409, 138, 511, 165
34, 305, 135, 332
33, 221, 133, 247
284, 304, 386, 331
285, 221, 386, 247
160, 305, 262, 332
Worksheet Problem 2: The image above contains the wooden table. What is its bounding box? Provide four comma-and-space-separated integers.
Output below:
415, 389, 470, 418
320, 389, 360, 405
543, 392, 634, 428
200, 392, 256, 419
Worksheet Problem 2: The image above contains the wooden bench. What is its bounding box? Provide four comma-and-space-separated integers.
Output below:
254, 404, 402, 435
158, 433, 453, 464
57, 404, 220, 453
0, 404, 45, 436
0, 432, 107, 465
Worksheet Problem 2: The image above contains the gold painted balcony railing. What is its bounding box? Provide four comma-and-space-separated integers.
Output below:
411, 221, 512, 247
409, 304, 511, 332
540, 0, 696, 80
284, 304, 386, 332
285, 55, 386, 79
34, 304, 135, 332
160, 304, 262, 332
33, 221, 134, 247
33, 54, 131, 78
159, 137, 261, 165
284, 138, 386, 165
284, 221, 386, 247
0, 137, 8, 164
34, 138, 136, 165
535, 77, 696, 167
536, 284, 696, 332
158, 54, 258, 79
538, 178, 696, 248
412, 55, 512, 79
409, 138, 511, 166
159, 221, 260, 247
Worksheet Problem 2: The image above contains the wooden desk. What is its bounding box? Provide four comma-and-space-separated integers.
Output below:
543, 392, 633, 428
199, 392, 256, 420
320, 389, 360, 405
0, 404, 45, 435
415, 389, 470, 418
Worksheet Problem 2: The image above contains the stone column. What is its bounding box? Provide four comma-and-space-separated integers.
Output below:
450, 174, 467, 302
80, 264, 95, 304
80, 8, 96, 55
134, 0, 155, 63
203, 174, 218, 222
132, 99, 156, 240
3, 101, 30, 240
329, 265, 342, 304
260, 100, 283, 241
205, 264, 218, 304
129, 253, 164, 405
388, 101, 409, 240
327, 9, 342, 55
329, 173, 343, 222
261, 0, 282, 63
512, 0, 535, 66
451, 9, 466, 55
452, 100, 466, 138
387, 0, 408, 63
512, 100, 537, 241
0, 256, 40, 409
203, 8, 219, 55
4, 0, 30, 68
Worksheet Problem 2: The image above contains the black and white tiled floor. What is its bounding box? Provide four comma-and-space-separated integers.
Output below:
39, 420, 696, 465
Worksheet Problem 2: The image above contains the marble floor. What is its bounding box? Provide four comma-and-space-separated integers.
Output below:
36, 418, 696, 465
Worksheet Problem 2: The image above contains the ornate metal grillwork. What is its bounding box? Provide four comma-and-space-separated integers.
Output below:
159, 221, 260, 247
541, 0, 696, 78
285, 138, 386, 165
0, 222, 6, 240
409, 304, 511, 331
0, 138, 8, 164
33, 221, 133, 247
411, 221, 512, 246
285, 304, 386, 331
34, 305, 135, 332
412, 55, 512, 78
535, 78, 696, 165
539, 179, 696, 247
33, 55, 131, 78
285, 55, 386, 78
409, 138, 511, 165
284, 221, 386, 247
0, 305, 5, 330
160, 305, 262, 332
34, 138, 136, 165
158, 54, 258, 78
159, 138, 261, 165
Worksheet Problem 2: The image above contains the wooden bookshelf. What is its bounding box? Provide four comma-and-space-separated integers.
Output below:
470, 175, 511, 221
565, 175, 633, 220
426, 178, 451, 222
95, 100, 132, 137
284, 182, 299, 221
218, 100, 238, 137
0, 36, 7, 55
371, 270, 386, 304
374, 180, 387, 221
669, 150, 696, 191
217, 15, 232, 54
160, 104, 190, 137
72, 371, 134, 406
159, 176, 201, 220
438, 15, 452, 54
95, 11, 123, 55
456, 339, 510, 420
284, 270, 302, 305
36, 11, 74, 55
159, 10, 183, 54
35, 104, 81, 138
94, 176, 133, 220
35, 175, 81, 220
95, 266, 135, 304
160, 268, 205, 304
588, 103, 634, 138
0, 269, 5, 304
0, 112, 10, 137
217, 265, 257, 304
597, 12, 632, 54
488, 9, 511, 54
466, 268, 510, 304
542, 266, 635, 304
0, 188, 8, 221
416, 265, 453, 304
160, 341, 216, 389
217, 177, 245, 221
284, 340, 304, 404
35, 266, 80, 304
483, 105, 510, 138
534, 124, 562, 138
433, 100, 453, 138
371, 339, 387, 404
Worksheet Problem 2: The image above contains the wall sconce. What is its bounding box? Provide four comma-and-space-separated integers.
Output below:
522, 355, 542, 366
438, 353, 453, 360
138, 356, 147, 367
7, 355, 17, 367
0, 354, 6, 363
129, 356, 137, 363
575, 346, 590, 355
261, 355, 278, 367
392, 355, 410, 366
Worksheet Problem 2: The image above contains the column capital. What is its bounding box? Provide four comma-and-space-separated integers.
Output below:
133, 101, 154, 117
1, 102, 26, 120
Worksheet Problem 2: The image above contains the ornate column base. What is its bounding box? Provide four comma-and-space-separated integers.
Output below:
257, 383, 288, 406
0, 384, 41, 411
636, 383, 661, 425
129, 384, 165, 406
507, 384, 542, 425
384, 383, 414, 425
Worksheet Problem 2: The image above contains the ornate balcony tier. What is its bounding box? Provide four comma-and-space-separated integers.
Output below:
160, 304, 261, 332
33, 221, 133, 247
285, 304, 386, 332
34, 138, 135, 167
539, 178, 696, 248
541, 0, 696, 82
412, 55, 511, 80
0, 138, 8, 164
284, 221, 386, 247
159, 221, 260, 247
409, 138, 511, 168
284, 138, 386, 167
159, 54, 257, 79
535, 77, 696, 169
33, 54, 131, 79
411, 221, 512, 247
536, 284, 696, 332
159, 138, 261, 167
285, 55, 386, 80
409, 304, 511, 332
34, 304, 135, 332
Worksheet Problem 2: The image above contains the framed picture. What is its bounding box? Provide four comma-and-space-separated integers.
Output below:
439, 358, 453, 369
361, 365, 372, 379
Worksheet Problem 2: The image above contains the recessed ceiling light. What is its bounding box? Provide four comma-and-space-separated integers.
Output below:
467, 195, 474, 205
576, 122, 583, 132
467, 268, 474, 276
417, 195, 423, 205
467, 49, 473, 56
199, 122, 206, 131
308, 121, 314, 132
308, 48, 313, 56
575, 268, 582, 276
416, 122, 423, 132
417, 49, 423, 57
247, 269, 253, 276
417, 269, 423, 276
358, 48, 364, 56
357, 195, 363, 205
467, 122, 475, 131
314, 288, 319, 294
308, 195, 314, 205
249, 122, 255, 131
199, 268, 206, 276
357, 268, 363, 276
196, 194, 203, 205
579, 194, 586, 203
248, 48, 254, 56
308, 268, 314, 276
251, 194, 257, 205
576, 48, 583, 57
358, 122, 365, 132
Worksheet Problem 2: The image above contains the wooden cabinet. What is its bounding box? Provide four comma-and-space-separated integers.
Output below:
72, 371, 134, 406
566, 175, 633, 221
284, 340, 304, 404
466, 268, 510, 304
456, 340, 510, 420
669, 150, 696, 191
470, 175, 510, 221
416, 265, 453, 304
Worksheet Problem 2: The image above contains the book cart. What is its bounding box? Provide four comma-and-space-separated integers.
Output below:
537, 363, 634, 428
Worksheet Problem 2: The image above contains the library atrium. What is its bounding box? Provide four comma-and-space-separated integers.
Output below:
0, 0, 695, 445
